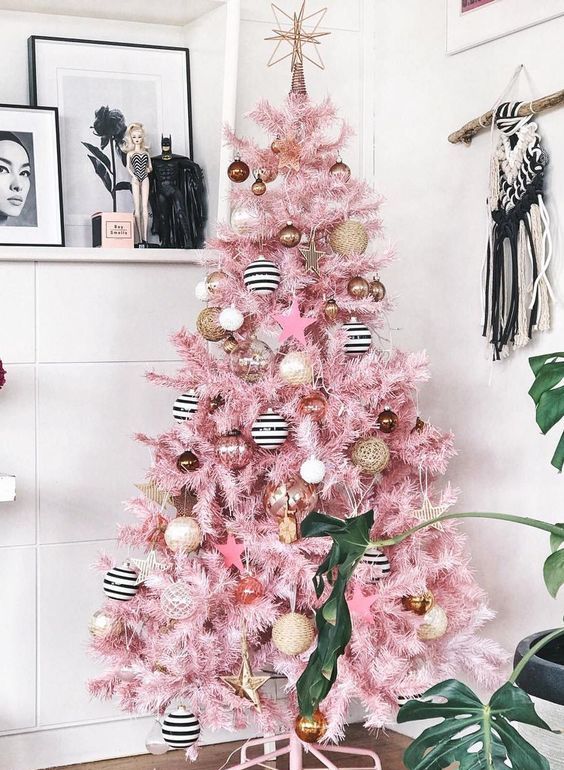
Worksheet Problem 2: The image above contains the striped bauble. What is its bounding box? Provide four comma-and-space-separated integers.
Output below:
361, 548, 390, 582
173, 390, 199, 422
251, 409, 289, 449
343, 317, 371, 355
103, 563, 139, 601
243, 256, 281, 294
161, 707, 201, 749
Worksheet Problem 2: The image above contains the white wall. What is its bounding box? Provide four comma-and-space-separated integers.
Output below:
370, 2, 564, 678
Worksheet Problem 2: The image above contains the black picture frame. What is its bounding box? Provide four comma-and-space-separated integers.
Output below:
0, 103, 65, 247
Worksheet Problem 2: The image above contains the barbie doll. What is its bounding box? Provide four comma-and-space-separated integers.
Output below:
122, 123, 152, 245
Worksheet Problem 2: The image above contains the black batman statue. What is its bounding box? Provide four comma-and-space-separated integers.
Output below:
148, 135, 206, 248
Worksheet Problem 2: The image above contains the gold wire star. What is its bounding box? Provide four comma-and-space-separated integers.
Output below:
299, 229, 325, 276
221, 629, 271, 711
413, 496, 449, 531
135, 482, 171, 508
130, 549, 167, 585
266, 1, 330, 72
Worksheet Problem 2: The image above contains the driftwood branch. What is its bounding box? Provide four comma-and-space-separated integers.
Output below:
448, 87, 564, 145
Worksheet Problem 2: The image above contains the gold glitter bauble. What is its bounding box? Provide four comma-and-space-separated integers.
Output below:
295, 710, 328, 743
278, 351, 313, 385
347, 276, 370, 299
329, 220, 369, 257
402, 591, 435, 616
197, 307, 227, 342
164, 516, 201, 553
351, 436, 390, 474
272, 612, 316, 655
417, 605, 448, 640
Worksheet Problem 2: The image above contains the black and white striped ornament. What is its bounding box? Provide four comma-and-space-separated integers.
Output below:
243, 256, 281, 295
343, 317, 372, 355
361, 548, 390, 582
161, 707, 201, 749
251, 409, 289, 449
173, 390, 199, 422
103, 562, 139, 601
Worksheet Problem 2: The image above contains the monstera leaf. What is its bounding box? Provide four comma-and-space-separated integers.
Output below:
398, 679, 551, 770
296, 509, 374, 717
529, 352, 564, 471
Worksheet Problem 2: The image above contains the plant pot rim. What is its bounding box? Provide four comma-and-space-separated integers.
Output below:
514, 629, 564, 706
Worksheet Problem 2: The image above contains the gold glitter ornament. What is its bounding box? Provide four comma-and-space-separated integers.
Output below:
351, 436, 390, 474
402, 591, 435, 616
197, 307, 227, 342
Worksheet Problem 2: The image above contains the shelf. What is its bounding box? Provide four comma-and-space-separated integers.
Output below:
0, 0, 226, 25
0, 246, 207, 264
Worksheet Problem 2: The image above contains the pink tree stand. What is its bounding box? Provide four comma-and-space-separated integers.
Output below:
225, 731, 382, 770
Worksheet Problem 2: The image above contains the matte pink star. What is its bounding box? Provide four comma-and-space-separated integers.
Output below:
215, 534, 245, 571
347, 583, 378, 620
273, 298, 315, 344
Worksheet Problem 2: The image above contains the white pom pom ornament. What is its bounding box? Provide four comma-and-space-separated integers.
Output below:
219, 306, 244, 331
300, 456, 326, 484
195, 281, 210, 301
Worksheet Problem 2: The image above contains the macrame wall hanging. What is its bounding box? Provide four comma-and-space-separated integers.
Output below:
482, 101, 554, 360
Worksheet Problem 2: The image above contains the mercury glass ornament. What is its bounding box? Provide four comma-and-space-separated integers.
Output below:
176, 449, 200, 472
278, 351, 313, 385
231, 204, 261, 235
227, 155, 250, 183
298, 392, 328, 422
369, 276, 386, 302
206, 270, 228, 294
230, 338, 274, 383
377, 408, 398, 434
295, 710, 328, 743
278, 221, 301, 248
235, 575, 265, 604
323, 298, 339, 322
329, 157, 351, 182
216, 430, 252, 469
263, 477, 318, 519
347, 276, 370, 299
145, 719, 169, 755
164, 516, 201, 552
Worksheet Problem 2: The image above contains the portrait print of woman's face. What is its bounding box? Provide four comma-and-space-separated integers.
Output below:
0, 133, 33, 225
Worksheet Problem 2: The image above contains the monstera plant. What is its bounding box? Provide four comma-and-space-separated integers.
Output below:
529, 352, 564, 471
297, 509, 564, 770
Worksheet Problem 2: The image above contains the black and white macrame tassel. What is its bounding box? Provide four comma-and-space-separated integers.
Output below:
483, 101, 554, 360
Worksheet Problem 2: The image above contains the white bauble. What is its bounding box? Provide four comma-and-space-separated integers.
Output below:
195, 281, 210, 301
300, 457, 326, 484
219, 306, 244, 331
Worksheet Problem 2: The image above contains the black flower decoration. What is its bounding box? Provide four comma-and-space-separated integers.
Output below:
91, 106, 127, 149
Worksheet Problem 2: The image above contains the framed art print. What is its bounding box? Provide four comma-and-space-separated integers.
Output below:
0, 104, 64, 246
28, 36, 192, 246
447, 0, 564, 54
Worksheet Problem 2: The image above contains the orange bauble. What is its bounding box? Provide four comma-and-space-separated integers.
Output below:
298, 392, 328, 422
235, 576, 264, 604
294, 710, 328, 743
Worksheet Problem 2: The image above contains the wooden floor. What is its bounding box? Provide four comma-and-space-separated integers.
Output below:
58, 725, 410, 770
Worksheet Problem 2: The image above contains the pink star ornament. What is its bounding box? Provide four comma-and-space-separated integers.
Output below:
347, 583, 378, 620
274, 298, 315, 344
215, 534, 245, 571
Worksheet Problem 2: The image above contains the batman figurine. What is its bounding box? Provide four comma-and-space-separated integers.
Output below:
148, 136, 206, 248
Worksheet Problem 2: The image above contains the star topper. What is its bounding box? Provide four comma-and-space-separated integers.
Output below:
266, 1, 330, 72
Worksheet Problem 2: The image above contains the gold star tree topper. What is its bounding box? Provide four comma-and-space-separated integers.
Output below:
221, 630, 271, 711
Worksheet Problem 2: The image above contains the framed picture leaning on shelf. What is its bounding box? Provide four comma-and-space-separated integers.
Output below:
0, 104, 64, 246
28, 36, 192, 246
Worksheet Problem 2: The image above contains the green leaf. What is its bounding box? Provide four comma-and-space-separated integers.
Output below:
528, 362, 564, 405
551, 432, 564, 473
529, 352, 564, 377
399, 680, 550, 770
82, 141, 111, 170
536, 386, 564, 434
543, 548, 564, 598
550, 522, 564, 553
296, 510, 374, 718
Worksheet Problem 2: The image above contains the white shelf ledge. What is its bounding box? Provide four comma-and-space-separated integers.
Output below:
0, 246, 207, 264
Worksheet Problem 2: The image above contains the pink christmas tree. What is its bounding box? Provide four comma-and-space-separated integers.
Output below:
89, 8, 505, 762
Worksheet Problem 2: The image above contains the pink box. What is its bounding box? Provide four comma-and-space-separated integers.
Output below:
461, 0, 496, 12
91, 212, 135, 248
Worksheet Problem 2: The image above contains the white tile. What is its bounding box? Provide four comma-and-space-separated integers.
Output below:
0, 263, 35, 363
0, 547, 36, 731
38, 541, 127, 726
36, 262, 204, 363
0, 366, 36, 547
38, 362, 179, 544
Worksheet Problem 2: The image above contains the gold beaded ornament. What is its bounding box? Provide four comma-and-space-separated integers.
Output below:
329, 219, 369, 257
197, 307, 228, 342
351, 436, 390, 474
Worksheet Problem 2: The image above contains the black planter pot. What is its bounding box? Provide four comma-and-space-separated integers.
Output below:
514, 629, 564, 705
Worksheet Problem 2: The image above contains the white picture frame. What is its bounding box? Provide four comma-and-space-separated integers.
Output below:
447, 0, 564, 55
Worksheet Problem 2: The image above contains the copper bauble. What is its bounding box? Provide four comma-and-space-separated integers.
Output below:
197, 307, 227, 342
209, 394, 225, 412
206, 270, 228, 294
298, 392, 328, 422
279, 351, 313, 385
412, 417, 425, 433
278, 221, 301, 248
263, 477, 318, 520
377, 408, 398, 434
347, 276, 370, 299
271, 136, 282, 154
261, 166, 278, 184
164, 516, 201, 553
216, 430, 252, 469
351, 436, 390, 474
329, 158, 351, 182
176, 450, 200, 473
227, 156, 250, 183
230, 338, 274, 382
295, 710, 328, 743
223, 335, 239, 354
323, 298, 339, 322
235, 575, 265, 604
251, 175, 267, 196
402, 591, 435, 616
369, 277, 386, 302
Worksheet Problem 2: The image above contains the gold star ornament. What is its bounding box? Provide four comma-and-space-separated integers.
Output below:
135, 482, 171, 508
221, 631, 271, 711
299, 229, 325, 276
413, 496, 450, 531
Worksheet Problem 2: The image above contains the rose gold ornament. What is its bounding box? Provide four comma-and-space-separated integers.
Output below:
298, 392, 328, 422
351, 436, 390, 474
402, 591, 435, 616
377, 408, 398, 434
235, 575, 265, 604
279, 351, 313, 385
369, 276, 386, 302
347, 276, 370, 299
164, 516, 201, 553
197, 307, 227, 342
206, 270, 228, 293
261, 166, 278, 184
251, 173, 267, 196
329, 157, 351, 182
223, 335, 239, 354
216, 430, 252, 469
227, 155, 250, 183
278, 221, 301, 248
295, 710, 328, 743
323, 298, 339, 322
230, 338, 274, 382
176, 449, 200, 472
279, 512, 298, 544
263, 477, 318, 520
271, 136, 282, 154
